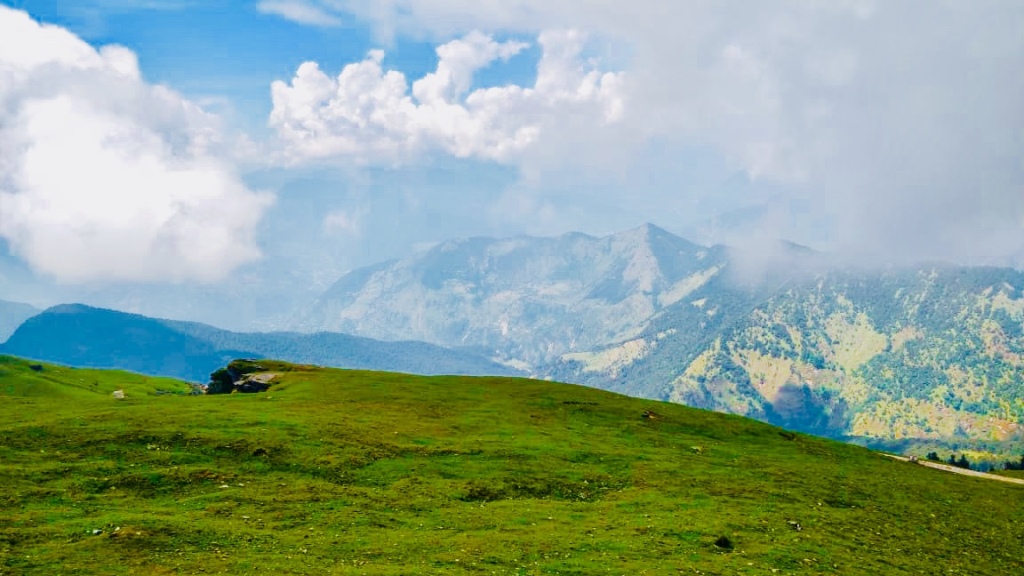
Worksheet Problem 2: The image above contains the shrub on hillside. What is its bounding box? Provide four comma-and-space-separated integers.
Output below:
207, 368, 235, 395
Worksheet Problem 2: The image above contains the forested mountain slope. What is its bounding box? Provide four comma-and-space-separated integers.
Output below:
553, 266, 1024, 448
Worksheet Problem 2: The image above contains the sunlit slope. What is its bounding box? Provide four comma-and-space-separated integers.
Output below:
555, 265, 1024, 451
1, 358, 1021, 575
0, 355, 190, 401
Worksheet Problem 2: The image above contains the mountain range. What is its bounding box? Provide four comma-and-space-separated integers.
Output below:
2, 223, 1022, 455
298, 224, 733, 368
296, 224, 1024, 452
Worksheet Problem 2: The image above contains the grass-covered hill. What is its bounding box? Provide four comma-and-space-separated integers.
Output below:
0, 304, 520, 382
1, 355, 1021, 574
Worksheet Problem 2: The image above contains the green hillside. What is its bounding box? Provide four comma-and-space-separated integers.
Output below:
0, 355, 192, 399
1, 355, 1022, 574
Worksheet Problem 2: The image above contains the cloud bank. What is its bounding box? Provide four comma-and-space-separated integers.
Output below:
270, 0, 1024, 267
0, 7, 272, 283
269, 30, 624, 163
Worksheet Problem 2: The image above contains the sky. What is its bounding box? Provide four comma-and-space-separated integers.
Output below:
0, 0, 1022, 327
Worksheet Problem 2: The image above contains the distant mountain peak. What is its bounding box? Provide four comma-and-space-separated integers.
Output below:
45, 303, 96, 314
299, 223, 728, 365
606, 222, 702, 252
609, 222, 669, 241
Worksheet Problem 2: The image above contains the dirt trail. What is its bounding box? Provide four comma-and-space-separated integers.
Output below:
883, 454, 1024, 486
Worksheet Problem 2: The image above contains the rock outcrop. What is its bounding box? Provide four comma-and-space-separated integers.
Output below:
207, 360, 277, 394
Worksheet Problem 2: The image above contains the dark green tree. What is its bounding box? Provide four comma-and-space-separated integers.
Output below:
207, 368, 235, 395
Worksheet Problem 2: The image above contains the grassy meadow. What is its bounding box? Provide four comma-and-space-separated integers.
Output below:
0, 354, 1021, 575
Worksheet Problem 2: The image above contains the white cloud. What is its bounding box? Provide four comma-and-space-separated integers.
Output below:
320, 0, 1024, 266
257, 1, 344, 27
0, 7, 272, 283
268, 30, 624, 164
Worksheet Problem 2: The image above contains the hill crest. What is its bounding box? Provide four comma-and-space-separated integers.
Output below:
0, 304, 520, 382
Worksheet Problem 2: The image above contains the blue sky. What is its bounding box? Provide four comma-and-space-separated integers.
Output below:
6, 1, 537, 131
0, 0, 1021, 326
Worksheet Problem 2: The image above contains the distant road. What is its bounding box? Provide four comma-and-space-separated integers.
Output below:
883, 454, 1024, 485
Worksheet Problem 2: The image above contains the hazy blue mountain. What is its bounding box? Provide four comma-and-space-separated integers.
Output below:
0, 304, 521, 382
1, 304, 245, 382
0, 299, 40, 343
299, 223, 729, 367
164, 319, 521, 378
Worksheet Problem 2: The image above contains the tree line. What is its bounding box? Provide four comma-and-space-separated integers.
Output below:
925, 452, 1024, 472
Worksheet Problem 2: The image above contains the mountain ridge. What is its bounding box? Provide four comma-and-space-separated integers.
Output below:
298, 223, 729, 366
0, 303, 521, 382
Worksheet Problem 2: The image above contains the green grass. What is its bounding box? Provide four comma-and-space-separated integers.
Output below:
1, 355, 1022, 575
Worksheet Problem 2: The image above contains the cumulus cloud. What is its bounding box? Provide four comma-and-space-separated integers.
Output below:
0, 7, 272, 283
268, 30, 624, 163
302, 0, 1023, 267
